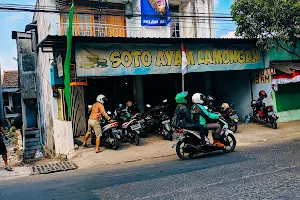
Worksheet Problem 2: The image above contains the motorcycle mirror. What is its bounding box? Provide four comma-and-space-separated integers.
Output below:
107, 111, 112, 115
163, 99, 168, 103
146, 104, 151, 108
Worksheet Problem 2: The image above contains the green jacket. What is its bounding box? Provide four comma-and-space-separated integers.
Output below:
191, 104, 219, 126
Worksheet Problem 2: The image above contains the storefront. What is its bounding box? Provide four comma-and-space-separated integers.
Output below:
74, 37, 264, 119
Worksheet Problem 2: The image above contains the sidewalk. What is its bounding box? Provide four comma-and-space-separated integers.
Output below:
1, 121, 300, 180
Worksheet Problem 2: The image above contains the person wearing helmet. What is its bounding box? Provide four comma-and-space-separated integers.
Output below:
191, 93, 224, 147
206, 95, 216, 111
173, 92, 191, 129
83, 94, 114, 153
173, 92, 208, 145
257, 90, 267, 117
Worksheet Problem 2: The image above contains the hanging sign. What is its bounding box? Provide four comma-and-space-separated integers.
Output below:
56, 55, 64, 77
75, 43, 264, 77
141, 0, 171, 26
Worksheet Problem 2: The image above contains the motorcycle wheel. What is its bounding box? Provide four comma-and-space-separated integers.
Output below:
132, 131, 140, 145
176, 141, 191, 160
271, 121, 278, 129
109, 134, 119, 150
222, 133, 236, 153
230, 123, 238, 133
167, 132, 173, 141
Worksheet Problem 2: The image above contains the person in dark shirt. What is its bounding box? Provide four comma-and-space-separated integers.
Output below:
0, 121, 12, 171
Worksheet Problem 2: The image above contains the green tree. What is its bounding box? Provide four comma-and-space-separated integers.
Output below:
231, 0, 300, 58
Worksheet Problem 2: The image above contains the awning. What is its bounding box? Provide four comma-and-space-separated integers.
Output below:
270, 61, 300, 74
37, 35, 259, 53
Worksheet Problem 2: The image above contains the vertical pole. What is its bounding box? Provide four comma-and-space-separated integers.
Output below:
182, 74, 185, 92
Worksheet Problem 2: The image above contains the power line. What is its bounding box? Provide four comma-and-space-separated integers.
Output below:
0, 4, 233, 20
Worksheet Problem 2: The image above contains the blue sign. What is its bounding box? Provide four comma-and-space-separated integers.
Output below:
141, 0, 171, 26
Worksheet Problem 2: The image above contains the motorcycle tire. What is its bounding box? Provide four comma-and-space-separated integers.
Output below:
271, 121, 278, 129
230, 123, 238, 133
167, 132, 173, 141
222, 133, 236, 153
110, 134, 119, 150
91, 137, 96, 145
132, 131, 140, 145
176, 141, 191, 160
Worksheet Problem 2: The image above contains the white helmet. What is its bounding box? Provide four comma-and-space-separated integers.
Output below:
96, 94, 108, 104
192, 93, 206, 104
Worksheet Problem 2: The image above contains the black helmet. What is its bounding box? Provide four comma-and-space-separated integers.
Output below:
206, 95, 215, 109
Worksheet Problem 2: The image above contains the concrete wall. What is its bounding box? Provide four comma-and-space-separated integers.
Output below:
179, 0, 214, 38
34, 0, 61, 153
212, 70, 253, 119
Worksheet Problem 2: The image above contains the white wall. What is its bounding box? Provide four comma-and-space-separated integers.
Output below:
34, 0, 63, 154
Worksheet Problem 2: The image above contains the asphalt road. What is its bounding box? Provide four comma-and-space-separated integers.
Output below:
1, 138, 300, 200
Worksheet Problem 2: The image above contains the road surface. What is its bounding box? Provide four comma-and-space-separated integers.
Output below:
1, 138, 300, 199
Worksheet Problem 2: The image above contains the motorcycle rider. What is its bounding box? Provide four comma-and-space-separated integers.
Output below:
83, 94, 114, 153
173, 92, 209, 145
256, 90, 268, 117
191, 93, 224, 147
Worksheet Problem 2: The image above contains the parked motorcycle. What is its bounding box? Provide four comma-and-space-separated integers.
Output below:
113, 107, 140, 145
251, 100, 279, 129
145, 99, 173, 141
90, 119, 121, 150
222, 103, 239, 133
172, 117, 236, 160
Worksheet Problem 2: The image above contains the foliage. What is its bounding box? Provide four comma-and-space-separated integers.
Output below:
231, 0, 300, 58
5, 126, 19, 145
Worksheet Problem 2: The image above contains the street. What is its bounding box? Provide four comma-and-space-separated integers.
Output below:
1, 137, 300, 200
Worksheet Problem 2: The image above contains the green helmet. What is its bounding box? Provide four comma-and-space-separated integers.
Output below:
175, 92, 188, 104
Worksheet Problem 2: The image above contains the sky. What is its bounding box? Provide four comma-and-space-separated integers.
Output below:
0, 0, 236, 71
0, 0, 35, 71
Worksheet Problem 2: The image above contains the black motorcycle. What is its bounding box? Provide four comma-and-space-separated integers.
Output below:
172, 117, 236, 160
144, 99, 173, 141
251, 100, 279, 129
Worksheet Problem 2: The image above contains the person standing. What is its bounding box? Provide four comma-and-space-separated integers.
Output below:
0, 121, 12, 171
83, 94, 114, 153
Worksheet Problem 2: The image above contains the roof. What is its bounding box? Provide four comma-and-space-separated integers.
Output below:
2, 70, 19, 88
37, 35, 259, 52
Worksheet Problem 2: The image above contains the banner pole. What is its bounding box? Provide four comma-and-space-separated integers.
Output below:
182, 74, 185, 92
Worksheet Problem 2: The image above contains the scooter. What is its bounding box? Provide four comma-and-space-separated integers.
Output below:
172, 117, 236, 160
90, 120, 121, 150
222, 103, 239, 133
251, 100, 279, 129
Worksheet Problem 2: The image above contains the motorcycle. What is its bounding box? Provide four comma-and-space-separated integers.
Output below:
113, 107, 140, 145
90, 119, 121, 150
251, 100, 279, 129
222, 103, 239, 133
145, 99, 173, 141
131, 113, 148, 138
172, 117, 236, 160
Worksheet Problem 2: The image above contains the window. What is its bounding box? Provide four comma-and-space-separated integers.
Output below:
171, 15, 180, 38
60, 3, 126, 37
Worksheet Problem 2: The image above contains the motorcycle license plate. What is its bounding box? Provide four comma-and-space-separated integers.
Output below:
131, 124, 141, 130
162, 119, 170, 124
